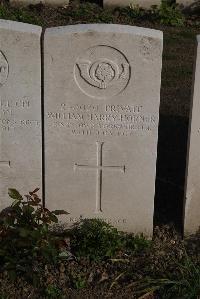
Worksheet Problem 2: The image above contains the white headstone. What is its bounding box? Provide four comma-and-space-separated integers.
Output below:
184, 35, 200, 234
44, 24, 163, 234
104, 0, 161, 9
0, 20, 42, 210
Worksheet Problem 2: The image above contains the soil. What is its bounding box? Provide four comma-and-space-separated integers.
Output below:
0, 226, 190, 298
1, 224, 199, 298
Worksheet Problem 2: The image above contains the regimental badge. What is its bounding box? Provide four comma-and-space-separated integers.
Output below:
74, 45, 130, 99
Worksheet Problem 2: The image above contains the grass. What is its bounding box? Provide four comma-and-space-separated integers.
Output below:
0, 185, 200, 298
178, 30, 196, 39
137, 256, 200, 298
0, 4, 42, 25
0, 1, 190, 27
69, 218, 151, 261
1, 219, 200, 298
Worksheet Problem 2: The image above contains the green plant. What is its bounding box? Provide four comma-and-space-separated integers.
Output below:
70, 219, 124, 260
160, 256, 200, 299
70, 218, 151, 261
129, 3, 145, 18
151, 0, 185, 26
134, 255, 200, 299
45, 284, 62, 298
118, 3, 145, 20
74, 275, 87, 290
124, 233, 151, 253
0, 188, 68, 282
0, 4, 41, 25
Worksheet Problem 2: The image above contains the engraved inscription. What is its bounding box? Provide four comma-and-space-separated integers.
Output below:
0, 51, 9, 86
74, 142, 125, 213
47, 103, 158, 137
0, 99, 41, 131
75, 46, 130, 99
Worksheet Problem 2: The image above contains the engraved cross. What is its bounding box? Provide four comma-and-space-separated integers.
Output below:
0, 161, 10, 168
74, 142, 125, 213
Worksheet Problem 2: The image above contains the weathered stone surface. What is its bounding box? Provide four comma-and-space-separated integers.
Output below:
176, 0, 194, 8
184, 36, 200, 235
0, 20, 42, 210
10, 0, 69, 6
104, 0, 161, 9
44, 24, 163, 234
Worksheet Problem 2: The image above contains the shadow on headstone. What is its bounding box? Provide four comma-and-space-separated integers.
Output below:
154, 114, 189, 234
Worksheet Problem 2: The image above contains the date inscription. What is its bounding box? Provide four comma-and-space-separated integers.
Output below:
47, 103, 158, 137
0, 98, 41, 131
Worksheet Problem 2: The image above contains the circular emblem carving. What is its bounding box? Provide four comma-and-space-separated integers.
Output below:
74, 45, 130, 99
0, 51, 9, 86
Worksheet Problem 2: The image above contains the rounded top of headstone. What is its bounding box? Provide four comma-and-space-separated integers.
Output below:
0, 19, 42, 34
45, 24, 163, 40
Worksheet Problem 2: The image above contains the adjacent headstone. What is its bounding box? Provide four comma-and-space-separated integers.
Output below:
0, 20, 42, 210
44, 24, 163, 234
104, 0, 161, 9
184, 35, 200, 235
10, 0, 69, 6
176, 0, 194, 8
